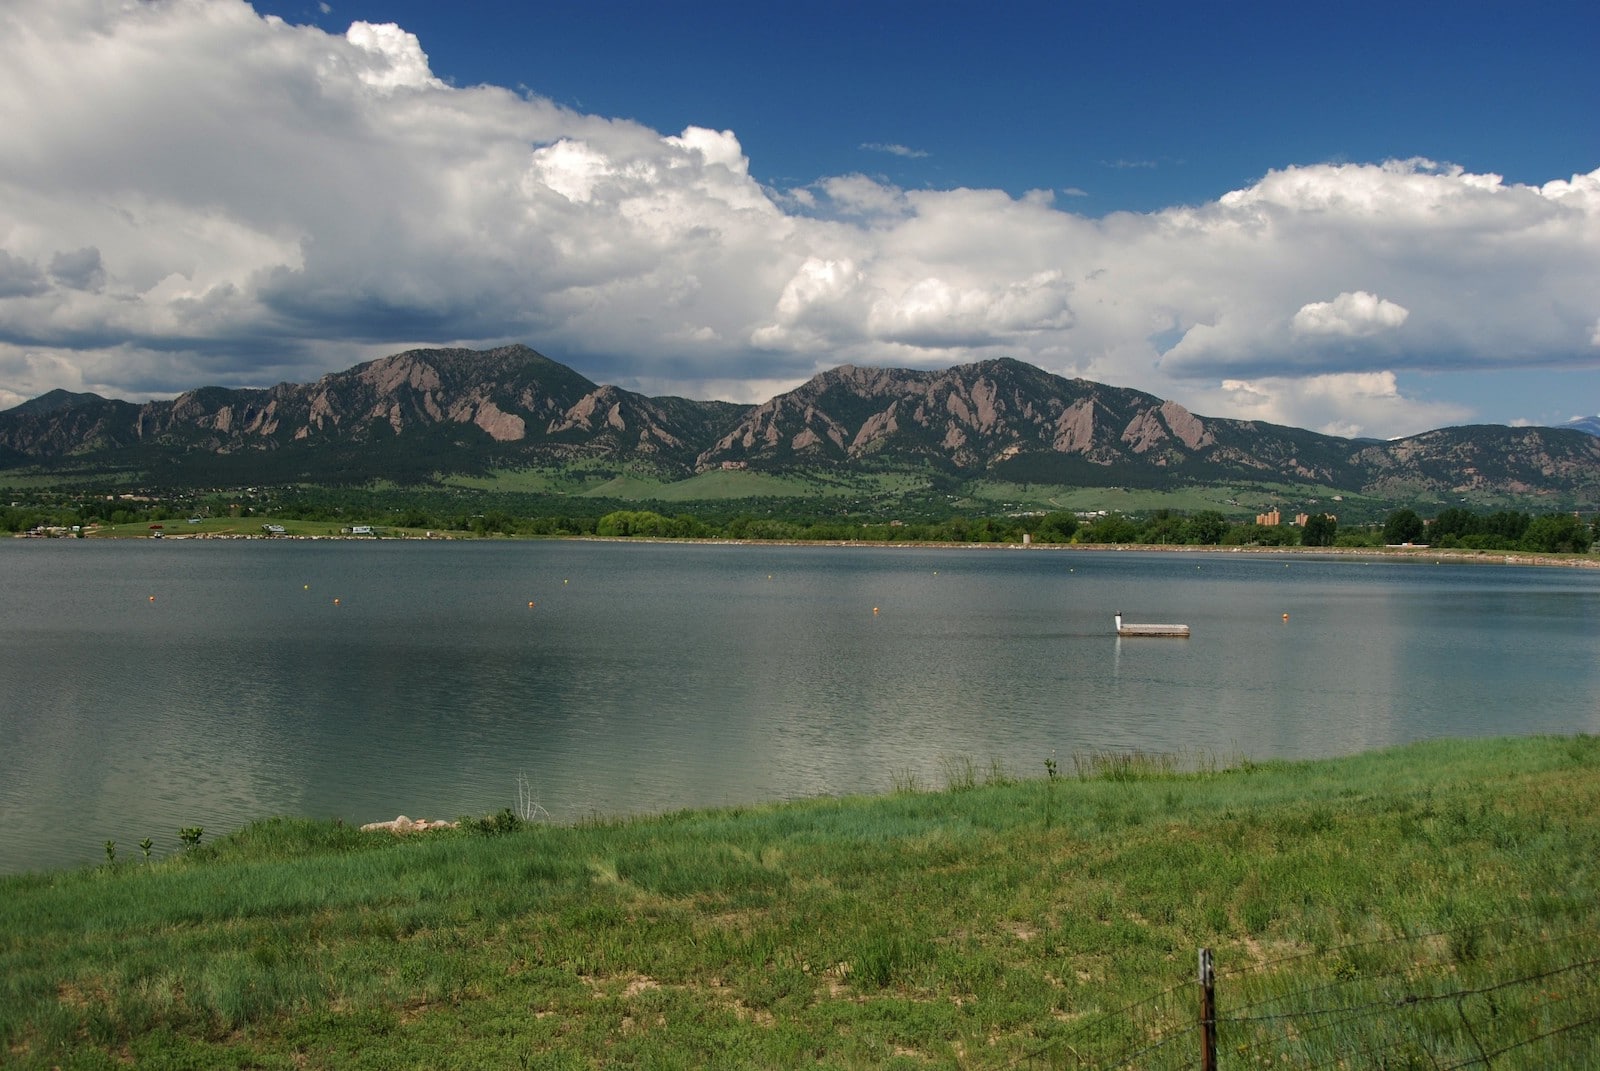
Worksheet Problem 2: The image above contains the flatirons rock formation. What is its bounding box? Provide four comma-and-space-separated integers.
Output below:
0, 345, 741, 482
691, 357, 1334, 484
3, 345, 1599, 502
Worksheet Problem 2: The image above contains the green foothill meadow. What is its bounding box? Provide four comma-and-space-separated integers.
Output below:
3, 737, 1598, 1069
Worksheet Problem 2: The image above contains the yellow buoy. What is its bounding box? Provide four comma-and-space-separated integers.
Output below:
333, 598, 341, 606
872, 607, 879, 615
528, 601, 535, 608
1282, 613, 1289, 621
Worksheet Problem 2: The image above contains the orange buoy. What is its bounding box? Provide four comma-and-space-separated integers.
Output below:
1282, 613, 1289, 621
333, 598, 341, 606
872, 607, 879, 615
148, 595, 156, 602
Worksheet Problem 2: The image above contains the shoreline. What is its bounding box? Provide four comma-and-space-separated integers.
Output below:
19, 527, 1600, 567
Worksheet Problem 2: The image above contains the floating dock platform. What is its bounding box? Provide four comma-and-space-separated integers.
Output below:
1114, 612, 1190, 638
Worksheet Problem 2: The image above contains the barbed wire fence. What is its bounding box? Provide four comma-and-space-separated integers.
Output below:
997, 910, 1600, 1069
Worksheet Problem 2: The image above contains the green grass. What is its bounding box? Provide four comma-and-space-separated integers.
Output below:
442, 466, 606, 495
580, 470, 832, 501
3, 737, 1598, 1068
962, 479, 1383, 518
443, 466, 937, 504
87, 517, 375, 539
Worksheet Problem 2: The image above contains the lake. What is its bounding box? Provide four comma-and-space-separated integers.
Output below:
2, 538, 1598, 875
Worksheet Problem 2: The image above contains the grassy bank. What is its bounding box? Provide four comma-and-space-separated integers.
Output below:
4, 737, 1598, 1069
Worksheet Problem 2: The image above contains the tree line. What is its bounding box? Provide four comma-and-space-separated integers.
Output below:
5, 489, 1595, 554
587, 506, 1595, 552
1381, 507, 1594, 553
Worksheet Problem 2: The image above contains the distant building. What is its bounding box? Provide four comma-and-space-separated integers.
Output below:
1256, 510, 1281, 526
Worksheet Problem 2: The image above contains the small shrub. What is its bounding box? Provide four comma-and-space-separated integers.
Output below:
939, 755, 977, 792
466, 808, 522, 836
984, 757, 1015, 787
1072, 749, 1181, 782
889, 767, 924, 794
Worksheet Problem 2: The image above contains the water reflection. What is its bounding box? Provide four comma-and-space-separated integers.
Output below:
2, 541, 1598, 873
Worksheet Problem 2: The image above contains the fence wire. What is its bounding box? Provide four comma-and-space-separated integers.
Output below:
999, 912, 1600, 1070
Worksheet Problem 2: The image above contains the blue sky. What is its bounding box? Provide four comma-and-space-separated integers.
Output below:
256, 0, 1597, 214
1, 0, 1597, 438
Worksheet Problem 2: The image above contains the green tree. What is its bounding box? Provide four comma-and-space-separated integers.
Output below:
1520, 513, 1594, 554
1183, 510, 1228, 546
1077, 513, 1140, 544
1301, 513, 1338, 547
1382, 508, 1425, 545
1032, 512, 1079, 543
1141, 509, 1186, 545
1334, 529, 1380, 548
1223, 522, 1299, 547
1484, 510, 1531, 543
1428, 507, 1478, 546
596, 510, 679, 537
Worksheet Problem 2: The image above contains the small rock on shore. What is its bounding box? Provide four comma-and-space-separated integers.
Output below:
360, 814, 458, 833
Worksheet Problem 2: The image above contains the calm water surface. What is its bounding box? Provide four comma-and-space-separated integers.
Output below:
2, 539, 1598, 874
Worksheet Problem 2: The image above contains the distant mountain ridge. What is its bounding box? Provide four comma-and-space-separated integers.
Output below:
3, 344, 1599, 504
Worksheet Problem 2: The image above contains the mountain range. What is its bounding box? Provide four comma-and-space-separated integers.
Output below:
1561, 415, 1600, 438
3, 344, 1599, 506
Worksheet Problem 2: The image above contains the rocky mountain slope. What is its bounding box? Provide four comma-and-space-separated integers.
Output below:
0, 346, 742, 483
690, 357, 1367, 490
3, 345, 1599, 503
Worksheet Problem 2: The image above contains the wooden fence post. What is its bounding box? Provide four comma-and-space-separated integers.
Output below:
1199, 947, 1217, 1071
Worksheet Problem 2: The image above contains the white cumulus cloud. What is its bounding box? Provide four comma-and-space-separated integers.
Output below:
1204, 373, 1470, 440
0, 0, 1597, 440
1292, 291, 1410, 337
343, 21, 443, 91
